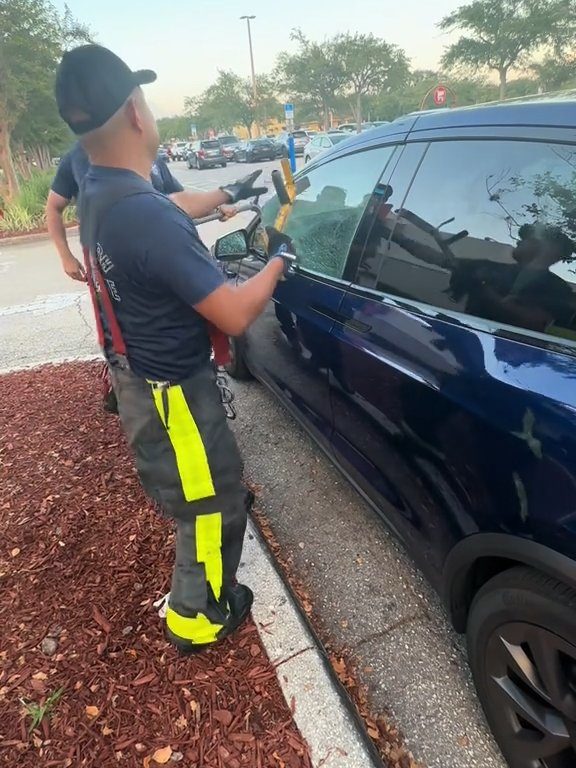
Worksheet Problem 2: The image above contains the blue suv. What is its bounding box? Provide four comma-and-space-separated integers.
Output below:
215, 95, 576, 768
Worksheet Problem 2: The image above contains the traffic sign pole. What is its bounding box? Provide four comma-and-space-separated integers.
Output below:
284, 103, 296, 172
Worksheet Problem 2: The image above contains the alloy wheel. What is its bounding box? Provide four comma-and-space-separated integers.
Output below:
485, 622, 576, 767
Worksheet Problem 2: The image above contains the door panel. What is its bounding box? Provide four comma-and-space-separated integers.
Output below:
243, 144, 400, 445
330, 135, 576, 583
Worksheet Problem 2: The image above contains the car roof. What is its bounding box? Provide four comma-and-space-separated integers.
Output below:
377, 91, 576, 139
300, 91, 576, 172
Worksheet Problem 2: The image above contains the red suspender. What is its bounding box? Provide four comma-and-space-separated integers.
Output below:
83, 245, 127, 356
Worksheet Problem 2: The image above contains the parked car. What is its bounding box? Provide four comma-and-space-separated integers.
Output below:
171, 141, 189, 161
304, 131, 349, 163
186, 139, 227, 169
161, 143, 173, 161
214, 95, 576, 768
275, 130, 312, 157
234, 138, 277, 163
337, 122, 376, 133
219, 135, 241, 161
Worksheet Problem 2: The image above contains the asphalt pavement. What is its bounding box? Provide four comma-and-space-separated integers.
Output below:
0, 158, 507, 767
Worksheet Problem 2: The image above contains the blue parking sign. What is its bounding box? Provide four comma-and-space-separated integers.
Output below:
284, 103, 294, 119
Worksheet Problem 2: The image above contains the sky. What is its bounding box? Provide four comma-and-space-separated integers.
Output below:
54, 0, 461, 117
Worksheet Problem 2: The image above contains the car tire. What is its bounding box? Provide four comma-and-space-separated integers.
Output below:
225, 336, 252, 381
221, 162, 227, 168
467, 566, 576, 768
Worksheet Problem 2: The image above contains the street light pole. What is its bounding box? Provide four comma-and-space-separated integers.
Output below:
240, 14, 259, 137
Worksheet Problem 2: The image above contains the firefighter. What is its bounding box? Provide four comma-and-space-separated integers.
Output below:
46, 142, 239, 283
55, 44, 294, 653
46, 137, 240, 414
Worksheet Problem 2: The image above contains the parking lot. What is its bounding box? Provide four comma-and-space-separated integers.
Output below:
170, 155, 304, 207
0, 157, 505, 768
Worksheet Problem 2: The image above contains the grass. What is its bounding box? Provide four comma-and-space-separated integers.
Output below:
0, 170, 76, 234
20, 687, 65, 733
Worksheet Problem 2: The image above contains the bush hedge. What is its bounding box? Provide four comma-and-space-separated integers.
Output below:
0, 170, 76, 234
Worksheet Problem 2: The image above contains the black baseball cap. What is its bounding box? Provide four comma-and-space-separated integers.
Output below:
55, 45, 156, 135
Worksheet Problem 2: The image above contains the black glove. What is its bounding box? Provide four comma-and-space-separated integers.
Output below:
265, 226, 297, 278
220, 170, 268, 203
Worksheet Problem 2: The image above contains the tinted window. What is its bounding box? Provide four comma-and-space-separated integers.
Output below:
356, 139, 576, 343
292, 131, 307, 138
201, 140, 221, 149
262, 145, 396, 279
329, 134, 348, 145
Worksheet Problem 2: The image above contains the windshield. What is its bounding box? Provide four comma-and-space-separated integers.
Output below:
329, 134, 348, 144
202, 141, 221, 149
292, 131, 307, 138
219, 137, 238, 145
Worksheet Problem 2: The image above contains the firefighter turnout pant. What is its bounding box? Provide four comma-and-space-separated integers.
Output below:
110, 363, 251, 650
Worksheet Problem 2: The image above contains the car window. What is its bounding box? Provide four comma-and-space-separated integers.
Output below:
292, 131, 307, 138
310, 137, 321, 147
355, 139, 576, 344
262, 145, 396, 279
321, 138, 331, 148
202, 140, 221, 149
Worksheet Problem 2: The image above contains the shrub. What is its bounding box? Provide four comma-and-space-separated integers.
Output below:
0, 170, 59, 233
0, 203, 38, 233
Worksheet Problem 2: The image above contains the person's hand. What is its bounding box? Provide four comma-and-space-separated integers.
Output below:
61, 252, 87, 282
265, 226, 297, 279
220, 170, 268, 203
218, 204, 238, 221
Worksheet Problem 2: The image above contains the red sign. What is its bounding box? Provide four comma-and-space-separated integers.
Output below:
433, 85, 448, 106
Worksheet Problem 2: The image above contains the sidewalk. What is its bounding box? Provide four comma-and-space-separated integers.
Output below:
0, 360, 379, 768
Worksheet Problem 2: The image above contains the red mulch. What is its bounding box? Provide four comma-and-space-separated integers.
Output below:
0, 362, 311, 768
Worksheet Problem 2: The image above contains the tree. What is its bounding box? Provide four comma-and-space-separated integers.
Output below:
532, 55, 576, 91
0, 0, 89, 201
185, 71, 280, 137
439, 0, 575, 100
157, 116, 192, 142
275, 30, 345, 130
333, 33, 410, 131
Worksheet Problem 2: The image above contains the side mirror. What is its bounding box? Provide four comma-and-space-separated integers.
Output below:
214, 229, 250, 262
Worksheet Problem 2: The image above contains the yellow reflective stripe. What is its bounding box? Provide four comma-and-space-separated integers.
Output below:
166, 607, 222, 644
151, 385, 215, 502
196, 512, 223, 601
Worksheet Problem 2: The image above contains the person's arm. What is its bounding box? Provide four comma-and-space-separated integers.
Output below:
45, 190, 86, 282
140, 196, 286, 337
169, 188, 233, 219
169, 169, 267, 220
194, 258, 285, 336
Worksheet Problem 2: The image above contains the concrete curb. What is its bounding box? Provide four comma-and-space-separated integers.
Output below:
0, 226, 79, 248
242, 519, 383, 768
1, 355, 381, 768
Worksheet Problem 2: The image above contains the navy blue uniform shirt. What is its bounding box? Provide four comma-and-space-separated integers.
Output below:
51, 142, 184, 201
80, 167, 224, 382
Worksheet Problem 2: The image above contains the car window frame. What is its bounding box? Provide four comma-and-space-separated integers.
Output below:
347, 127, 576, 358
268, 142, 402, 285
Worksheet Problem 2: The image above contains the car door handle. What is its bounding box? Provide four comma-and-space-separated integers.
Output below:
310, 304, 372, 334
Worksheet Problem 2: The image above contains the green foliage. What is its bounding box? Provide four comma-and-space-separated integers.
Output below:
333, 33, 410, 127
0, 0, 90, 198
0, 169, 55, 232
157, 116, 193, 142
20, 687, 65, 733
185, 71, 280, 136
439, 0, 576, 98
275, 30, 346, 128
